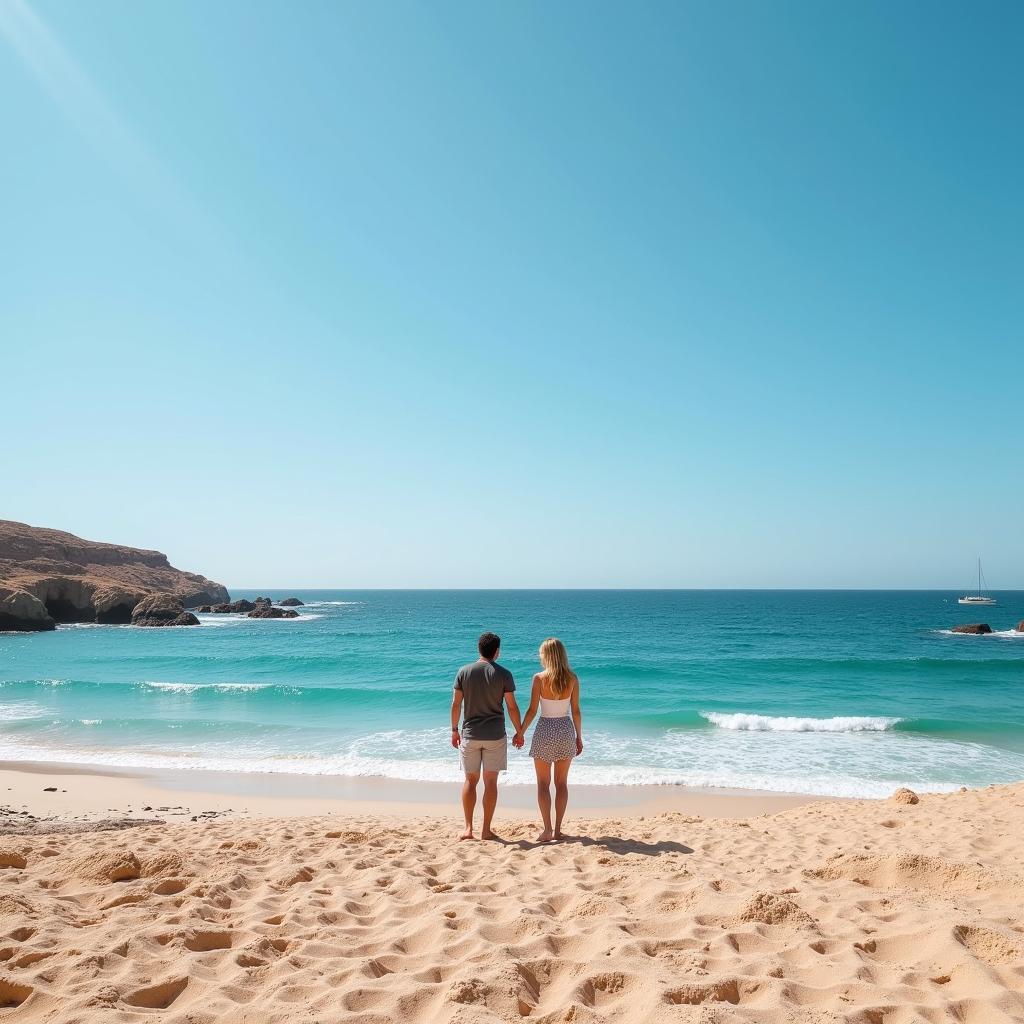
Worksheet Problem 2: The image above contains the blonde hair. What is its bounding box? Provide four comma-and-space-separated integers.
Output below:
539, 637, 576, 698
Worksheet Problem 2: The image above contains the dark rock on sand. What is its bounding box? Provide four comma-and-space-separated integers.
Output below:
131, 594, 200, 628
248, 606, 300, 619
951, 623, 992, 635
279, 597, 304, 607
0, 520, 228, 630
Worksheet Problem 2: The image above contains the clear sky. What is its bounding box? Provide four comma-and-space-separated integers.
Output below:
2, 1, 1021, 588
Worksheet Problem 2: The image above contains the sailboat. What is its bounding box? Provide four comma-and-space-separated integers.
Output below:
958, 557, 996, 605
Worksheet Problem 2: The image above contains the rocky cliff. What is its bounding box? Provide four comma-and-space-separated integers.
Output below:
0, 520, 229, 631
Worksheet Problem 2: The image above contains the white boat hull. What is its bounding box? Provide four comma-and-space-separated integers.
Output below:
958, 597, 996, 605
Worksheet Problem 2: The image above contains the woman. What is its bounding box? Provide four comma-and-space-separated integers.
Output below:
517, 637, 583, 842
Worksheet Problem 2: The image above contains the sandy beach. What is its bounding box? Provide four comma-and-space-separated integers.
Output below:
2, 769, 1022, 1023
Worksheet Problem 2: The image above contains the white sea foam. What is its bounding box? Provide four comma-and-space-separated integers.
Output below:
0, 701, 47, 722
300, 601, 363, 607
139, 681, 271, 694
701, 712, 901, 733
80, 719, 102, 726
194, 612, 323, 627
3, 721, 1019, 800
935, 628, 1024, 638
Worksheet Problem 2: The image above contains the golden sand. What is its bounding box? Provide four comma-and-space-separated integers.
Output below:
2, 785, 1023, 1022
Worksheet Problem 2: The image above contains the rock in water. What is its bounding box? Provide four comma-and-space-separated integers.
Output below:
1017, 621, 1024, 633
0, 520, 228, 630
951, 623, 992, 635
209, 599, 256, 614
131, 594, 200, 627
279, 597, 304, 607
247, 606, 300, 619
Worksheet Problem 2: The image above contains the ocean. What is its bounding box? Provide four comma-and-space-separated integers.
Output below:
1, 590, 1022, 799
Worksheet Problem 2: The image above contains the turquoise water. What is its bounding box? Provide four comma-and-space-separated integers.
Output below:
2, 590, 1023, 798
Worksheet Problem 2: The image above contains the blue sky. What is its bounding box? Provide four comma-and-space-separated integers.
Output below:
2, 1, 1021, 588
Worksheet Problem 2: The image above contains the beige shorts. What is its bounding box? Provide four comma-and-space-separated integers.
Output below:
459, 736, 508, 774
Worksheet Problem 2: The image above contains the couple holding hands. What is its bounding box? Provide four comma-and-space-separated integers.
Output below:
450, 632, 583, 842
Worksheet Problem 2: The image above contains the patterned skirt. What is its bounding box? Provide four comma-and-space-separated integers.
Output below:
529, 716, 576, 763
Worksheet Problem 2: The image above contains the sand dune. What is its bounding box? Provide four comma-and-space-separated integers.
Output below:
2, 785, 1023, 1023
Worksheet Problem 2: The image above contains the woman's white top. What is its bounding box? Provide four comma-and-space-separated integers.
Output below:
539, 695, 571, 718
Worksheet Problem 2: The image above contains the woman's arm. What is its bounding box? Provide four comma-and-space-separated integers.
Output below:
571, 676, 583, 755
518, 674, 542, 737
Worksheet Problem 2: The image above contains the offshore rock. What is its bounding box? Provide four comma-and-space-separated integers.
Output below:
131, 594, 200, 627
248, 606, 300, 619
209, 599, 256, 614
950, 623, 992, 635
279, 597, 304, 607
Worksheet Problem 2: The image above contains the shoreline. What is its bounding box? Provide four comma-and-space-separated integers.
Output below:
0, 759, 821, 827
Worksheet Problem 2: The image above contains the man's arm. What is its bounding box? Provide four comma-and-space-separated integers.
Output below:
505, 691, 524, 747
451, 689, 464, 747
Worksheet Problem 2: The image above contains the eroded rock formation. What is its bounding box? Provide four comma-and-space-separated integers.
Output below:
131, 594, 200, 628
0, 520, 228, 632
951, 623, 992, 635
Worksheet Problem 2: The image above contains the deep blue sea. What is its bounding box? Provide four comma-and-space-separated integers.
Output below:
2, 590, 1023, 798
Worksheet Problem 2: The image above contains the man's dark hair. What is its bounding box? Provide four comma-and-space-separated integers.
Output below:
478, 632, 501, 660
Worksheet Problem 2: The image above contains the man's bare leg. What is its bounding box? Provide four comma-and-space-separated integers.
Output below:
460, 773, 479, 840
480, 771, 500, 839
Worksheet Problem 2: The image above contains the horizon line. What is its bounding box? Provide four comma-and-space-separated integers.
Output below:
223, 586, 1024, 593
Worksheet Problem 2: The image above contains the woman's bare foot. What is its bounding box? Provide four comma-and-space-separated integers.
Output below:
458, 827, 475, 841
553, 830, 565, 841
536, 829, 554, 843
480, 829, 501, 841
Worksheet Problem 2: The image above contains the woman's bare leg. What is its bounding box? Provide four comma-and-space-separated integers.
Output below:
553, 757, 572, 839
534, 758, 553, 841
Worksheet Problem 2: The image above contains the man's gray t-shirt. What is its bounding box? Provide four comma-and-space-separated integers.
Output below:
454, 660, 515, 741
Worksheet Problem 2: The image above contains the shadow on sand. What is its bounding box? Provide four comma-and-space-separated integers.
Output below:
487, 833, 693, 856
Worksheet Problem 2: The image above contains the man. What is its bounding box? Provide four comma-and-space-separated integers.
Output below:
451, 631, 524, 841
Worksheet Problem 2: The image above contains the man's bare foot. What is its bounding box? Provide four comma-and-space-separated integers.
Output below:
458, 827, 475, 841
536, 830, 554, 843
480, 829, 501, 841
553, 830, 565, 841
